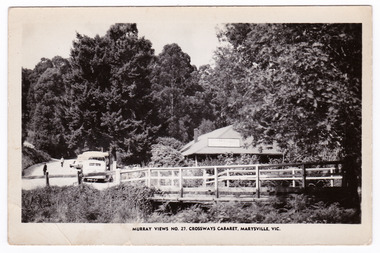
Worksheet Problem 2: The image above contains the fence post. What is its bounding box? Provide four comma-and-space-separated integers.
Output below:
255, 165, 260, 198
202, 169, 207, 187
302, 164, 307, 190
336, 163, 342, 187
179, 168, 183, 198
214, 167, 219, 198
157, 170, 161, 188
292, 167, 296, 187
115, 168, 121, 185
226, 169, 230, 188
147, 168, 151, 187
77, 171, 82, 185
171, 170, 174, 187
330, 167, 334, 187
341, 163, 347, 188
45, 172, 50, 187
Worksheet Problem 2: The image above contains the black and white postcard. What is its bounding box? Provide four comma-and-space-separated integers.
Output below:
8, 6, 372, 245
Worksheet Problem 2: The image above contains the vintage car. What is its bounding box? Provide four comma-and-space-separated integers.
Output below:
70, 151, 111, 182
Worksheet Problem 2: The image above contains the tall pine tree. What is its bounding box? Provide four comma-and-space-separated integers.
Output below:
67, 23, 159, 164
150, 43, 205, 142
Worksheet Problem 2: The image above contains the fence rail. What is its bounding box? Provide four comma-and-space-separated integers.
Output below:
116, 161, 343, 199
23, 161, 343, 200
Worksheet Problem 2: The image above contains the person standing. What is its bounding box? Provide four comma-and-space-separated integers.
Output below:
60, 157, 64, 167
43, 163, 47, 175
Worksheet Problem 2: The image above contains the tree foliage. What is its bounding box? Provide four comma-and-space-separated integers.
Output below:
155, 137, 184, 151
67, 23, 159, 163
29, 56, 72, 157
209, 24, 361, 163
150, 43, 207, 142
21, 22, 362, 178
149, 144, 187, 168
22, 58, 55, 142
22, 68, 33, 143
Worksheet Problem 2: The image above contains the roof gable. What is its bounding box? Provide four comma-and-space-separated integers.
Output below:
180, 125, 282, 156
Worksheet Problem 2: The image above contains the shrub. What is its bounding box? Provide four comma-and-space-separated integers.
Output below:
171, 205, 209, 223
198, 153, 260, 167
22, 184, 360, 224
101, 184, 156, 222
285, 194, 311, 212
149, 144, 187, 167
207, 201, 266, 223
155, 137, 183, 151
22, 184, 156, 223
22, 146, 51, 171
145, 212, 174, 223
309, 202, 359, 223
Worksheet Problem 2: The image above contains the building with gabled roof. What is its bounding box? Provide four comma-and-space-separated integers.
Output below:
180, 125, 283, 164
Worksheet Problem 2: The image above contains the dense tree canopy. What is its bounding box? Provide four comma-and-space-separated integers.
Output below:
22, 22, 362, 178
22, 68, 32, 143
150, 43, 207, 142
21, 56, 71, 157
67, 23, 159, 163
209, 24, 361, 164
22, 58, 54, 143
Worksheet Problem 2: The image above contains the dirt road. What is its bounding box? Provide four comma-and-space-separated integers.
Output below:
22, 159, 118, 190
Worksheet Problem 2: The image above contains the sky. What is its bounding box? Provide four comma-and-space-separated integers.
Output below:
22, 18, 222, 70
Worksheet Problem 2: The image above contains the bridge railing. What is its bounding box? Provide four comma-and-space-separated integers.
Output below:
116, 161, 343, 198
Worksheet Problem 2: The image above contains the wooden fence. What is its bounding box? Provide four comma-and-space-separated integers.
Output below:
23, 161, 343, 200
115, 161, 343, 199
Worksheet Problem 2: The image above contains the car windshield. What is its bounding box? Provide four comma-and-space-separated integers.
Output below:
88, 157, 105, 161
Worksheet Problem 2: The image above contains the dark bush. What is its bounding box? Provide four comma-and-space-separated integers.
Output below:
22, 184, 156, 223
149, 144, 187, 167
22, 146, 51, 171
22, 185, 359, 224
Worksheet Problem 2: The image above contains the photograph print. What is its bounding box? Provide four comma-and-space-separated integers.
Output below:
9, 6, 372, 245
